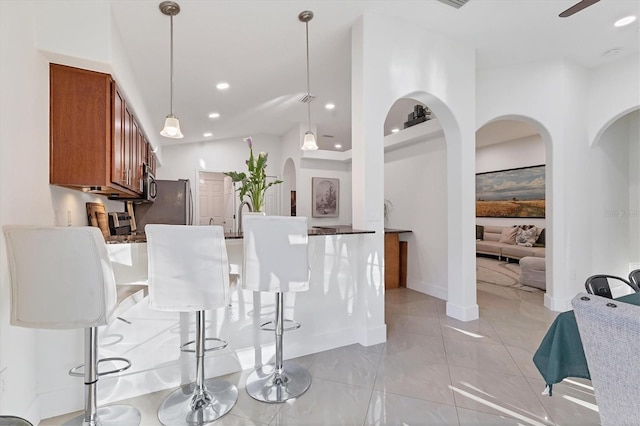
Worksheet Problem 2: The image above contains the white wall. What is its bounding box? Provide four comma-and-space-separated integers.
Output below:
629, 112, 640, 269
476, 56, 640, 311
353, 13, 478, 322
590, 110, 640, 276
476, 135, 546, 229
0, 2, 48, 419
0, 2, 151, 422
477, 60, 583, 311
157, 134, 284, 215
385, 132, 448, 298
299, 159, 352, 227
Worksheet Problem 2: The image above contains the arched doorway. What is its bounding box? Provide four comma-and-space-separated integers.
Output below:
282, 157, 297, 216
383, 97, 448, 298
589, 108, 640, 278
475, 118, 548, 304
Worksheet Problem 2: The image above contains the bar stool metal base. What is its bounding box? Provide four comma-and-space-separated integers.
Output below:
158, 379, 238, 425
246, 361, 311, 403
63, 405, 141, 426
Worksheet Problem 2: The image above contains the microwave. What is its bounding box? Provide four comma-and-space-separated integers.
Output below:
142, 164, 157, 202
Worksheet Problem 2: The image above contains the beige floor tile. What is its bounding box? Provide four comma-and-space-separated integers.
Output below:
449, 366, 553, 425
39, 285, 590, 426
271, 377, 372, 425
375, 357, 455, 406
365, 390, 459, 425
444, 338, 522, 376
310, 345, 382, 388
527, 377, 601, 426
456, 407, 524, 425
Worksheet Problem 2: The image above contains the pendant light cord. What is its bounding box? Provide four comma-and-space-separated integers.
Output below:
305, 20, 311, 132
169, 14, 174, 115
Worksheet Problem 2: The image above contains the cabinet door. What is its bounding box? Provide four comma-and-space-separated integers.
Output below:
124, 106, 134, 189
112, 86, 126, 187
137, 128, 145, 192
131, 119, 139, 192
50, 64, 111, 187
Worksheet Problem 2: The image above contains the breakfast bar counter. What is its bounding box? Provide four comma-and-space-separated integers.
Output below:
105, 226, 373, 243
99, 227, 383, 405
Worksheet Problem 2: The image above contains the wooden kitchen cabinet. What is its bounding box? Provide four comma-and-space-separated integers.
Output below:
384, 229, 411, 289
50, 63, 155, 197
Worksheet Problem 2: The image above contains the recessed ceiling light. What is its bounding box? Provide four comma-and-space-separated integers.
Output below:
334, 144, 342, 149
208, 112, 220, 119
216, 82, 230, 90
203, 132, 213, 137
614, 16, 636, 27
325, 103, 335, 110
391, 128, 400, 133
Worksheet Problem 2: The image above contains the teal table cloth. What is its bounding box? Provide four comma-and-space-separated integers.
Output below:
533, 292, 640, 396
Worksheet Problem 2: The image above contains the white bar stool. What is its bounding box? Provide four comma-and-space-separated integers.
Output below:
242, 215, 311, 403
145, 225, 238, 425
2, 226, 141, 426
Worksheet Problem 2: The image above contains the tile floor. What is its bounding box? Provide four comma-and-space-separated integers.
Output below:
41, 283, 602, 425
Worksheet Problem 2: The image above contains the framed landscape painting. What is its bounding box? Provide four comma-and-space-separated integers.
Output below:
312, 177, 339, 218
476, 165, 545, 218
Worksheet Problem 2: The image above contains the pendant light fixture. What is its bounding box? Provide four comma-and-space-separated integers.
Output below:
299, 10, 318, 151
159, 1, 183, 139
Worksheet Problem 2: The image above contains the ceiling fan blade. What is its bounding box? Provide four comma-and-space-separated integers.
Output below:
559, 0, 600, 17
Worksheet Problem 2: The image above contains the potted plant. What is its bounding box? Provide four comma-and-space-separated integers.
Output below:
225, 137, 282, 212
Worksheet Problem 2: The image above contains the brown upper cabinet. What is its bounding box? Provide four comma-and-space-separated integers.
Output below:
50, 63, 155, 197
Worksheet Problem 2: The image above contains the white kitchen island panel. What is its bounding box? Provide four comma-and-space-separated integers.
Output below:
88, 232, 386, 406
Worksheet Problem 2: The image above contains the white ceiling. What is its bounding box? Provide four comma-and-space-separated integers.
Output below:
109, 0, 640, 151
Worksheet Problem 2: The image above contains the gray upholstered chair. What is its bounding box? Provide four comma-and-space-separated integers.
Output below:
3, 226, 140, 426
572, 293, 640, 426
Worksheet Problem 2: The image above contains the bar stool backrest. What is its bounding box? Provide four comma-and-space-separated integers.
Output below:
242, 216, 309, 293
585, 274, 638, 299
146, 224, 230, 311
628, 269, 640, 291
3, 226, 117, 329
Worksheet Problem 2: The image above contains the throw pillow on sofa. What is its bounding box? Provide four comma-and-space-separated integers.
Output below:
476, 225, 484, 240
516, 226, 537, 247
499, 227, 518, 244
534, 228, 546, 247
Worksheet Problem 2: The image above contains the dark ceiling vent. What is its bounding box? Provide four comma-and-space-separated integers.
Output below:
436, 0, 470, 9
298, 94, 316, 103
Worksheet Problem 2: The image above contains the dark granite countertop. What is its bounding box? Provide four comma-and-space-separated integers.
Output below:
104, 227, 374, 244
384, 228, 412, 234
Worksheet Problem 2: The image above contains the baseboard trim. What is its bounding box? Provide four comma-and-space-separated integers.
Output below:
446, 301, 479, 321
544, 293, 572, 312
406, 279, 448, 300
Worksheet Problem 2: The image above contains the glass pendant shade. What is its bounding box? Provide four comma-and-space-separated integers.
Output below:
160, 114, 183, 138
301, 131, 318, 150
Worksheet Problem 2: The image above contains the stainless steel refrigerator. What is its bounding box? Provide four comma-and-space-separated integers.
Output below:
135, 179, 193, 230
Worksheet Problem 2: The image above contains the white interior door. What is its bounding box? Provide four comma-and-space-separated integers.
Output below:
264, 176, 281, 216
198, 172, 225, 226
223, 177, 235, 233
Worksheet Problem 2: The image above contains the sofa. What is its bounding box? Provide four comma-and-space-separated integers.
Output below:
519, 256, 546, 290
476, 225, 545, 261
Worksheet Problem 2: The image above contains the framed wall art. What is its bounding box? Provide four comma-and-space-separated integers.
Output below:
476, 165, 545, 218
312, 177, 339, 218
